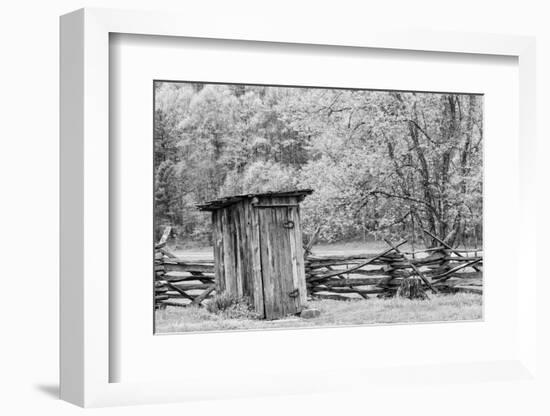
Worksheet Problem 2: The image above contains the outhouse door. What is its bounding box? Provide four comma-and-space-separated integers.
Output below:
255, 203, 306, 320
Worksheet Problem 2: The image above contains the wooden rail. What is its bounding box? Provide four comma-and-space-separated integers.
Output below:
305, 245, 482, 301
154, 229, 483, 309
155, 245, 216, 308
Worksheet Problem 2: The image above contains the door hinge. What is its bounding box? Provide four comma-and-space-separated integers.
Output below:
288, 288, 299, 298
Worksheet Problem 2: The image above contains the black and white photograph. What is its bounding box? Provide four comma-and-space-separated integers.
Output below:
153, 81, 483, 333
4, 0, 547, 412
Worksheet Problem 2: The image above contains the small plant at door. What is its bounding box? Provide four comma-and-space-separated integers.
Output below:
206, 293, 260, 320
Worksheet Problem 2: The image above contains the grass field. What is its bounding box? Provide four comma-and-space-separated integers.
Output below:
169, 241, 481, 260
155, 293, 483, 334
170, 241, 395, 257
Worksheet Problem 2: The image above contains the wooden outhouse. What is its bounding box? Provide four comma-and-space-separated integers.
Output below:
197, 189, 313, 320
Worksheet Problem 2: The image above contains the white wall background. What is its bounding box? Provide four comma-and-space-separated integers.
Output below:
0, 1, 548, 415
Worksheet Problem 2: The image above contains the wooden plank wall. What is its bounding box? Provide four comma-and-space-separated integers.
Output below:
212, 201, 266, 318
245, 201, 265, 315
256, 195, 306, 319
212, 210, 224, 292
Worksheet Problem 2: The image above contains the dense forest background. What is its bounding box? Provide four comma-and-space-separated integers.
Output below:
154, 82, 483, 248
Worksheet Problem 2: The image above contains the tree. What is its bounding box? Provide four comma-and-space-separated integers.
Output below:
153, 81, 483, 247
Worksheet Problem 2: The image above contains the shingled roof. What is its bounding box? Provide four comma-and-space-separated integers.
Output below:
196, 189, 314, 211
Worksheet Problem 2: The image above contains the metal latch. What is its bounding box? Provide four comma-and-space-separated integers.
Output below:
282, 220, 295, 229
288, 289, 299, 298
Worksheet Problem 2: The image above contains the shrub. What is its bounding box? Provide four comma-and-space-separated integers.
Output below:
205, 293, 260, 320
206, 292, 236, 313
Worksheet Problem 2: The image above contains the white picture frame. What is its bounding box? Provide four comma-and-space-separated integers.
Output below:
60, 7, 538, 407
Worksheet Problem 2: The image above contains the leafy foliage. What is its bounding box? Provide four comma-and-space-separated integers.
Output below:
154, 82, 483, 247
205, 293, 260, 320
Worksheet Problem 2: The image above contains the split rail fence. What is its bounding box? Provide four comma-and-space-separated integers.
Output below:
155, 228, 216, 308
155, 228, 482, 309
